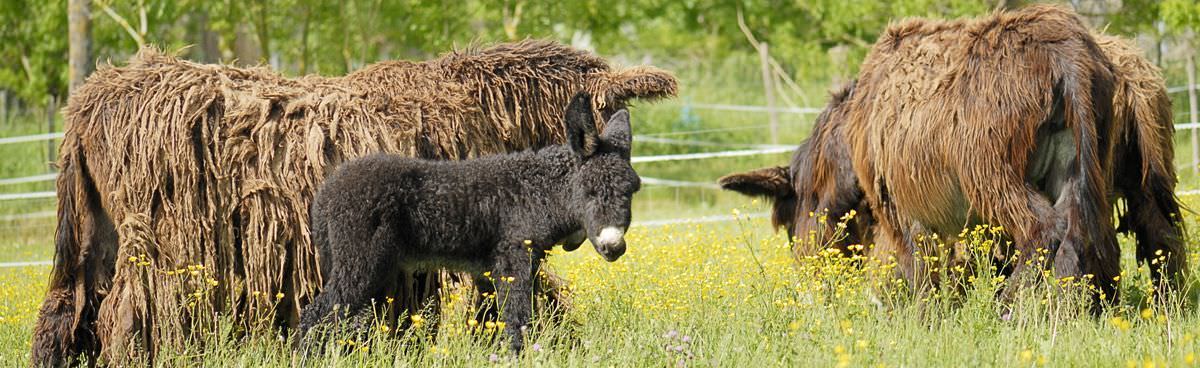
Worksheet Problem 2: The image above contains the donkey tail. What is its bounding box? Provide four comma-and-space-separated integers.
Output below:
588, 66, 678, 110
1115, 73, 1186, 287
31, 144, 93, 367
1056, 40, 1122, 301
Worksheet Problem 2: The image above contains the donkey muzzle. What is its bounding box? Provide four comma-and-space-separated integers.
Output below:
594, 227, 627, 262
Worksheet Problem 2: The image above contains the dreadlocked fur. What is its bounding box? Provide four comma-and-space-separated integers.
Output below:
32, 40, 676, 366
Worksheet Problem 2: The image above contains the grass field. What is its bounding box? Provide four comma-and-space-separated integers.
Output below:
1, 212, 1199, 366
4, 63, 1200, 366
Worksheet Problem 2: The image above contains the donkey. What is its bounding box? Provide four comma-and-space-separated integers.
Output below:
297, 92, 639, 352
720, 30, 1186, 300
722, 6, 1187, 308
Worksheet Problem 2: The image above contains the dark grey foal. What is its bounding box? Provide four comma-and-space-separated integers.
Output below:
298, 92, 638, 352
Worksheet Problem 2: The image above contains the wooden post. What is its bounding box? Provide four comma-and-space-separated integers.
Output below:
47, 96, 57, 170
1188, 53, 1198, 175
0, 90, 7, 126
759, 42, 779, 145
68, 0, 93, 93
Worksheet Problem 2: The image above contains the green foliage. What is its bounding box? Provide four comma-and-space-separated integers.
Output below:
0, 0, 997, 107
0, 0, 67, 101
1162, 0, 1200, 32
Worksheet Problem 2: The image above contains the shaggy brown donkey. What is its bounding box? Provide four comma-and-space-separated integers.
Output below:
723, 6, 1186, 306
721, 32, 1185, 298
299, 93, 639, 352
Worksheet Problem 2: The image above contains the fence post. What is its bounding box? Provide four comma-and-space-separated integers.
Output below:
759, 42, 779, 145
0, 90, 7, 126
1188, 53, 1198, 175
47, 96, 57, 170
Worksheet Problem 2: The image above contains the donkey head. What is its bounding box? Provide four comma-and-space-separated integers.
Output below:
717, 81, 872, 255
563, 92, 639, 262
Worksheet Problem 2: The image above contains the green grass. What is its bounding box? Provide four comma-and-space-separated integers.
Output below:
0, 213, 1198, 366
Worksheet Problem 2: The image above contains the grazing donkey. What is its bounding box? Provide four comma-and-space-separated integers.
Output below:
298, 92, 639, 352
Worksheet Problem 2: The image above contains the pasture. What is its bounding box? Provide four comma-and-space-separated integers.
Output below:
1, 212, 1199, 366
2, 65, 1200, 366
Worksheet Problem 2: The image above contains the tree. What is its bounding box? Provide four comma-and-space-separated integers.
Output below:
68, 0, 92, 93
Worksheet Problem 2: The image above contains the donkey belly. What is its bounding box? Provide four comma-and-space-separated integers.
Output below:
876, 130, 973, 237
400, 256, 491, 273
1026, 128, 1076, 202
890, 173, 973, 237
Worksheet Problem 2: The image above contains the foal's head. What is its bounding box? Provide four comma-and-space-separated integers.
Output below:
561, 93, 639, 262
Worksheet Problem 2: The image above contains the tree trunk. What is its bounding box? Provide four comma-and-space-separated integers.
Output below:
253, 0, 271, 68
299, 5, 311, 75
191, 10, 221, 63
1188, 52, 1198, 176
233, 22, 261, 67
759, 43, 779, 145
68, 0, 93, 93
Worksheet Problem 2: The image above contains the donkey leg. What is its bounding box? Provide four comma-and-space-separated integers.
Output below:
471, 275, 499, 326
983, 185, 1064, 306
493, 245, 539, 353
866, 213, 922, 294
297, 224, 398, 350
1052, 178, 1120, 306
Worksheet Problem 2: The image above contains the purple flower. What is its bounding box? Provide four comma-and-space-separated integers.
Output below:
673, 345, 686, 352
664, 330, 678, 339
531, 343, 543, 352
489, 353, 499, 363
681, 335, 691, 343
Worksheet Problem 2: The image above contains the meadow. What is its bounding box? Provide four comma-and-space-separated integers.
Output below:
1, 212, 1199, 366
2, 60, 1200, 367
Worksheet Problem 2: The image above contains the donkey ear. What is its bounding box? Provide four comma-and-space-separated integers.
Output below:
564, 92, 598, 157
718, 166, 792, 198
599, 109, 632, 154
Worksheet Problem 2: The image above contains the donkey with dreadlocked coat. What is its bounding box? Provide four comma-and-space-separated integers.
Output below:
33, 40, 676, 366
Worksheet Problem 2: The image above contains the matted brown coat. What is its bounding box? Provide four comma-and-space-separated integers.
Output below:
32, 40, 676, 366
722, 6, 1185, 305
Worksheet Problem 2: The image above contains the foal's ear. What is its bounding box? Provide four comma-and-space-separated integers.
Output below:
600, 109, 632, 155
564, 92, 598, 157
718, 166, 792, 198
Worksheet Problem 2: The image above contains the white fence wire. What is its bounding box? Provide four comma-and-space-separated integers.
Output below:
0, 132, 63, 145
0, 173, 56, 186
6, 89, 1200, 215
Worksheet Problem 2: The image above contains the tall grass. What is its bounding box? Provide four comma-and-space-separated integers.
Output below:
1, 208, 1198, 366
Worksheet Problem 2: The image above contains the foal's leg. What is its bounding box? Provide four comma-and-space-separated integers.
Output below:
471, 274, 500, 326
298, 223, 399, 348
492, 243, 540, 353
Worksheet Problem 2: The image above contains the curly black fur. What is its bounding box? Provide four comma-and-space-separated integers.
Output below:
298, 93, 639, 352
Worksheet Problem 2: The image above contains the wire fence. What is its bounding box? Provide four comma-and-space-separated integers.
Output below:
7, 86, 1200, 219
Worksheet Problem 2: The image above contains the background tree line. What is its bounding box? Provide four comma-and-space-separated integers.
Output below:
1, 0, 1198, 111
